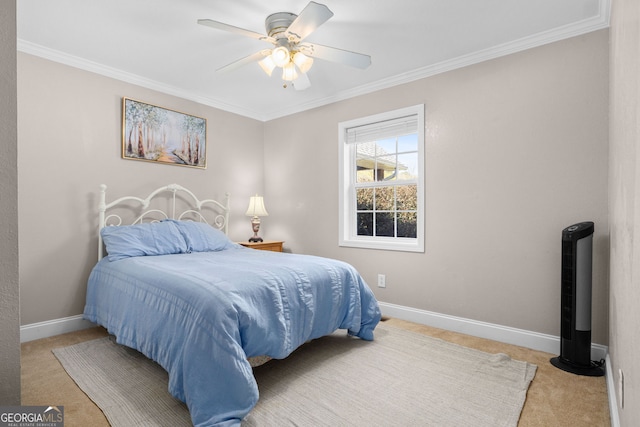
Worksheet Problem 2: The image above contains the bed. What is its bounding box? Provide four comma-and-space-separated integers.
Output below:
82, 184, 381, 426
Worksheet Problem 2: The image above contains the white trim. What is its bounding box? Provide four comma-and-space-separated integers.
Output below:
22, 305, 618, 425
381, 301, 617, 422
20, 304, 610, 361
606, 353, 621, 427
16, 40, 264, 121
20, 315, 96, 343
378, 301, 608, 362
16, 0, 610, 122
263, 6, 610, 121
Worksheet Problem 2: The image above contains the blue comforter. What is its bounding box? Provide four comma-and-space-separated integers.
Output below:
83, 247, 381, 426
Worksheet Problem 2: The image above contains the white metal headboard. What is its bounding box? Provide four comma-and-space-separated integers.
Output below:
98, 183, 230, 261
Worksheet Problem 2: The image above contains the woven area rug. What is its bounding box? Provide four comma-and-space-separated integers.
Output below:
53, 322, 536, 426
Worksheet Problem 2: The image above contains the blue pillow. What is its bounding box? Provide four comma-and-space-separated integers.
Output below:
101, 221, 188, 261
170, 220, 236, 252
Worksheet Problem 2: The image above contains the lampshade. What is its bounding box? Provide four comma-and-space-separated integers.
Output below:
258, 55, 276, 76
245, 195, 269, 217
271, 46, 290, 67
292, 52, 314, 74
282, 62, 298, 82
258, 46, 314, 88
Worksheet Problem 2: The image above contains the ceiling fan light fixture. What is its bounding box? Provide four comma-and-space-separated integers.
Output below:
271, 46, 291, 67
292, 52, 314, 74
258, 55, 276, 76
198, 1, 371, 90
282, 62, 298, 82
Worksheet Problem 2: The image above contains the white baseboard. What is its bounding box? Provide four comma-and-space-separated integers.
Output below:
22, 304, 618, 425
22, 304, 609, 361
378, 301, 608, 362
381, 301, 617, 426
605, 353, 621, 427
20, 315, 96, 343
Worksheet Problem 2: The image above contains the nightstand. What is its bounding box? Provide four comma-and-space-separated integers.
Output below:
238, 240, 284, 252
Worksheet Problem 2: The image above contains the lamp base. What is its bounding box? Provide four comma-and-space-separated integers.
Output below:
248, 216, 263, 243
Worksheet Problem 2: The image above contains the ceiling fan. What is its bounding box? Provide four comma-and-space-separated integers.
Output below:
197, 1, 371, 90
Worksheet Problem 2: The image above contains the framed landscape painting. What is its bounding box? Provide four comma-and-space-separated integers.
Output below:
122, 97, 207, 169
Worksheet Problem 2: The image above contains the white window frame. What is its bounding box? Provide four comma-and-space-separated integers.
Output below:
338, 104, 425, 252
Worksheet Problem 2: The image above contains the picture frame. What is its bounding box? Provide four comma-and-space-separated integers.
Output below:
122, 97, 207, 169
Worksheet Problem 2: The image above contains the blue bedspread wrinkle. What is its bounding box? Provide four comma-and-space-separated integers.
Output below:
83, 247, 381, 426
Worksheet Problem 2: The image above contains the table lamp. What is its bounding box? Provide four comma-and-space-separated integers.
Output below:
245, 195, 269, 242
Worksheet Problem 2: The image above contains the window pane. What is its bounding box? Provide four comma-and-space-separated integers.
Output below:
375, 187, 394, 211
356, 142, 376, 165
377, 154, 397, 180
376, 213, 394, 237
356, 188, 373, 210
398, 152, 418, 179
396, 184, 417, 210
397, 134, 418, 152
376, 138, 396, 155
397, 212, 417, 238
356, 168, 373, 183
356, 142, 376, 183
357, 213, 373, 236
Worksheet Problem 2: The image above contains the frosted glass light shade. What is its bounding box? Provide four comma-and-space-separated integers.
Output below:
282, 62, 298, 82
271, 46, 290, 67
293, 52, 314, 73
258, 55, 276, 76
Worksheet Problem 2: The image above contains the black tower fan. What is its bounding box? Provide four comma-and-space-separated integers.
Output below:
550, 221, 604, 376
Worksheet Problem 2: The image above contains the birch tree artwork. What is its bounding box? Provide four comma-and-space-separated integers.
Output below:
122, 98, 207, 168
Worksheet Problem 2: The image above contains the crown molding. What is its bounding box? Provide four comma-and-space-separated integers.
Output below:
17, 0, 609, 123
263, 2, 610, 121
17, 39, 266, 120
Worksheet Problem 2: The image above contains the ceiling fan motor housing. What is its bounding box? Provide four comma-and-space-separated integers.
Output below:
265, 12, 297, 39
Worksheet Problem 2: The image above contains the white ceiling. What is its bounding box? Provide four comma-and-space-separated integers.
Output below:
17, 0, 609, 121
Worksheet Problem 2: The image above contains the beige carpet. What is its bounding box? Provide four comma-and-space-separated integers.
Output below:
52, 322, 536, 426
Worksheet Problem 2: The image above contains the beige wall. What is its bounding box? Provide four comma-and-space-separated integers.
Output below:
11, 6, 639, 421
17, 54, 265, 325
264, 30, 610, 344
609, 0, 640, 423
17, 30, 611, 347
0, 0, 21, 405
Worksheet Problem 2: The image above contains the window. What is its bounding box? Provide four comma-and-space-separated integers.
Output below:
339, 104, 424, 252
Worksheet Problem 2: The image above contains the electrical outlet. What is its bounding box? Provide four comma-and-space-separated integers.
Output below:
618, 369, 624, 409
377, 274, 386, 288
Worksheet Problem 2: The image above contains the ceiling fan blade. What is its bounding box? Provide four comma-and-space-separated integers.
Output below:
285, 1, 334, 42
302, 43, 371, 69
198, 19, 275, 43
216, 50, 268, 74
292, 71, 311, 91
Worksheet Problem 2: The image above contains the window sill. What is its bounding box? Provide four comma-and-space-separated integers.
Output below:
339, 237, 424, 253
